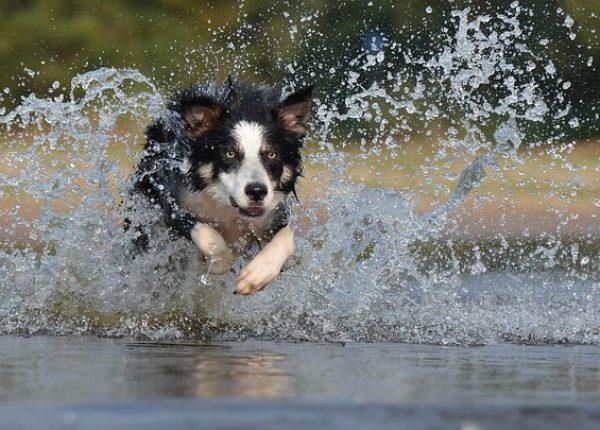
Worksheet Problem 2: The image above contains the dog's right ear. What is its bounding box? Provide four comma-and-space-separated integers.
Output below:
171, 88, 224, 138
180, 96, 223, 139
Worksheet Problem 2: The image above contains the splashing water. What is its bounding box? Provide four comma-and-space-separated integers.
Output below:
1, 6, 598, 344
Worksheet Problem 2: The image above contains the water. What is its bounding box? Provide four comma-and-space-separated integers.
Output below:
0, 5, 598, 347
5, 336, 600, 404
2, 4, 600, 428
2, 336, 600, 429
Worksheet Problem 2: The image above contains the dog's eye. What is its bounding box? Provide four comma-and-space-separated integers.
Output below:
225, 150, 236, 159
266, 151, 277, 160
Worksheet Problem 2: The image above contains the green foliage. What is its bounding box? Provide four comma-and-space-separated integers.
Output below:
1, 0, 600, 140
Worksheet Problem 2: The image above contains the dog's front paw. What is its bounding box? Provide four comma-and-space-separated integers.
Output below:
235, 254, 283, 295
191, 223, 234, 275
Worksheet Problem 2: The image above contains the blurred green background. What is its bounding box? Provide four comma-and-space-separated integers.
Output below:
1, 0, 600, 142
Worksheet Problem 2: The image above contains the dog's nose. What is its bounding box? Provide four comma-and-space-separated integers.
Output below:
245, 182, 268, 202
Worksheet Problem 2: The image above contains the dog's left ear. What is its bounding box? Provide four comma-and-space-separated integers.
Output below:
275, 85, 314, 136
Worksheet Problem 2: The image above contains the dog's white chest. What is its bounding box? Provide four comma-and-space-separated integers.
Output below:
182, 190, 267, 252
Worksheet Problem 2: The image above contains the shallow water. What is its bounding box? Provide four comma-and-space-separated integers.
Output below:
3, 336, 600, 404
3, 336, 600, 428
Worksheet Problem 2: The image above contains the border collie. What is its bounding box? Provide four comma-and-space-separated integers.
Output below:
126, 77, 313, 295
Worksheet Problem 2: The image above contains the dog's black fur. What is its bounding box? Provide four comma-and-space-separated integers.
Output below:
125, 77, 313, 256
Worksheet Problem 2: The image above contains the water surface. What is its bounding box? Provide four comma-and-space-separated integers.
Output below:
3, 336, 600, 429
3, 335, 600, 404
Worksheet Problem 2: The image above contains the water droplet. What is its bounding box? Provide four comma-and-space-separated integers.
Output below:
23, 68, 36, 77
580, 256, 590, 265
564, 16, 574, 28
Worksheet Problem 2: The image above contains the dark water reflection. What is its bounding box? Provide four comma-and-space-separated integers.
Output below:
2, 336, 600, 405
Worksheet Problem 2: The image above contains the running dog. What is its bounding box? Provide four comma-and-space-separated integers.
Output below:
126, 77, 313, 295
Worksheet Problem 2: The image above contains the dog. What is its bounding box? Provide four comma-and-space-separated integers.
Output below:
125, 77, 313, 295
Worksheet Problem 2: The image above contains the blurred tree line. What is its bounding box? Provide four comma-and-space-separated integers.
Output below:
1, 0, 600, 141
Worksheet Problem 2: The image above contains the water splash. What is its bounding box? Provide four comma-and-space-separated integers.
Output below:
0, 7, 598, 345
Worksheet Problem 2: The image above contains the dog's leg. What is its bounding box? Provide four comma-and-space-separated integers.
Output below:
235, 225, 294, 295
190, 223, 234, 275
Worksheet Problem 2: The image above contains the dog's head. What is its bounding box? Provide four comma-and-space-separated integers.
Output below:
171, 80, 313, 218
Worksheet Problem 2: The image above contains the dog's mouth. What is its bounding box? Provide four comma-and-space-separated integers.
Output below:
229, 197, 265, 218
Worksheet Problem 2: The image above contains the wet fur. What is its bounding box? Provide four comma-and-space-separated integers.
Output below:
126, 78, 313, 294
